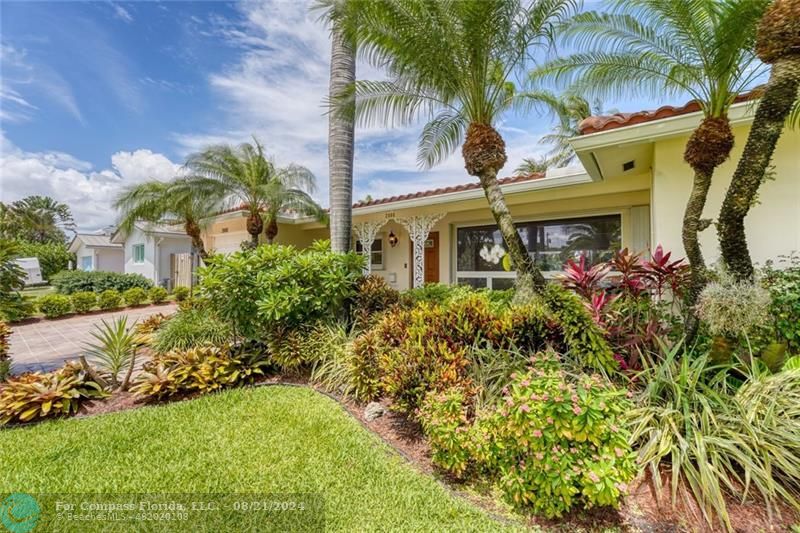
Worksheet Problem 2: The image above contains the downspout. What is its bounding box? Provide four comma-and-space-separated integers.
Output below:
155, 237, 164, 287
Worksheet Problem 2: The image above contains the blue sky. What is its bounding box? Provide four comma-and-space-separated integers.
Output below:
1, 0, 665, 229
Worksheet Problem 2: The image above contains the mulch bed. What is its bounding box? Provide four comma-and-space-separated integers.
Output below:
7, 377, 799, 532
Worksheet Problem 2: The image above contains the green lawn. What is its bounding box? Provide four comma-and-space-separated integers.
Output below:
0, 386, 518, 532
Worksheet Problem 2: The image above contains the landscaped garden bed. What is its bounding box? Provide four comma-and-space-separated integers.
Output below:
2, 242, 799, 532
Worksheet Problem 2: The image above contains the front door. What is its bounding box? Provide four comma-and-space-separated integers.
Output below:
424, 231, 439, 283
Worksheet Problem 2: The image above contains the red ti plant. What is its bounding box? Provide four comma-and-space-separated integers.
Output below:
560, 255, 612, 299
641, 245, 690, 303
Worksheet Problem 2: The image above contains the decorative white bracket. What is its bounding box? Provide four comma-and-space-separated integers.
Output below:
397, 213, 445, 288
352, 220, 386, 274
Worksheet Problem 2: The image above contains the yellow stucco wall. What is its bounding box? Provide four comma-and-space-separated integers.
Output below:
652, 125, 800, 267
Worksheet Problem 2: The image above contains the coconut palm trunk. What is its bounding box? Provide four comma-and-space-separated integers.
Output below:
463, 123, 546, 295
328, 27, 356, 254
718, 68, 800, 281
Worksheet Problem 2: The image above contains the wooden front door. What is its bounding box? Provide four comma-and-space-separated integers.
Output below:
424, 231, 439, 283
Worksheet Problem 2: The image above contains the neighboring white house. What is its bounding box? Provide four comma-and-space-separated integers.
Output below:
67, 232, 124, 273
111, 223, 194, 289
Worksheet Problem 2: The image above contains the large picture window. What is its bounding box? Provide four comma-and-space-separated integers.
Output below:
456, 214, 621, 289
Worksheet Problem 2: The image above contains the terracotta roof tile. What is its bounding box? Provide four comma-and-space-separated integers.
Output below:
578, 89, 761, 135
352, 172, 545, 209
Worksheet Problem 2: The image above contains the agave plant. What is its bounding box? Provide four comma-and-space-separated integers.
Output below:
83, 317, 140, 390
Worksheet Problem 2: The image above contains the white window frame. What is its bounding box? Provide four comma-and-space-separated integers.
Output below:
356, 234, 385, 271
452, 210, 627, 289
80, 255, 93, 271
132, 243, 145, 264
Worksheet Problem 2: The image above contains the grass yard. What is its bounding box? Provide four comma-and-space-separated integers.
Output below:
21, 285, 55, 298
0, 386, 517, 532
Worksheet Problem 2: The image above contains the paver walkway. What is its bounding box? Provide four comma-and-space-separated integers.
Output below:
8, 303, 177, 373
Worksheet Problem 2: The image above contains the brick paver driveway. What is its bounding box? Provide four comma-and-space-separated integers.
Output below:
8, 303, 177, 373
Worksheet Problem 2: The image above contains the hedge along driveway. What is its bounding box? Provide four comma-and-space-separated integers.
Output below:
8, 303, 177, 373
0, 386, 518, 532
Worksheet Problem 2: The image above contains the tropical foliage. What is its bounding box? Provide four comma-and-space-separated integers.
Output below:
152, 307, 233, 354
14, 240, 74, 281
0, 195, 75, 244
83, 317, 140, 390
50, 270, 152, 294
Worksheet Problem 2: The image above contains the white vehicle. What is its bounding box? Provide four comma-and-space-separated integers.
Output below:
14, 257, 44, 285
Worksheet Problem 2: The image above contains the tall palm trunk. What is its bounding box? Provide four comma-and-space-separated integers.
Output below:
718, 61, 800, 281
328, 27, 356, 254
246, 212, 263, 247
184, 220, 209, 261
681, 115, 734, 336
462, 123, 546, 296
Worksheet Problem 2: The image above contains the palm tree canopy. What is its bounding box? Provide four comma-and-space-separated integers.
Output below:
184, 139, 325, 224
533, 0, 770, 118
338, 0, 580, 169
0, 195, 75, 243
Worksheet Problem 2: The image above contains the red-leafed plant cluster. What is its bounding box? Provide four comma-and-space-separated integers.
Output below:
559, 245, 689, 369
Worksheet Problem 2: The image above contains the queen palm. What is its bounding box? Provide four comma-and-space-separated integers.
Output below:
339, 0, 581, 294
534, 0, 770, 317
114, 179, 219, 260
718, 0, 800, 281
184, 139, 325, 246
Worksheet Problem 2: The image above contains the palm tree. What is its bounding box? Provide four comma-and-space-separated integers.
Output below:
337, 0, 582, 295
718, 0, 800, 282
518, 91, 609, 168
514, 156, 549, 176
314, 0, 358, 254
0, 195, 75, 243
533, 0, 770, 318
184, 139, 326, 246
114, 179, 219, 260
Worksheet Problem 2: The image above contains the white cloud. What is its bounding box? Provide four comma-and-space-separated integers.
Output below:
172, 0, 553, 208
0, 133, 179, 230
112, 4, 133, 23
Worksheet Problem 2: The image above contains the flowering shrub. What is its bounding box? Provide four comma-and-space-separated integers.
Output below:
473, 352, 637, 517
418, 387, 474, 478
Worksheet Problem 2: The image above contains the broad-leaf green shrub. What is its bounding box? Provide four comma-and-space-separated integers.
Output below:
400, 282, 473, 307
148, 286, 168, 304
763, 254, 800, 353
172, 286, 190, 302
37, 294, 72, 318
473, 352, 637, 517
542, 284, 616, 373
152, 307, 233, 353
50, 270, 152, 294
198, 241, 364, 340
122, 287, 147, 306
70, 291, 97, 314
97, 289, 122, 310
418, 387, 474, 478
14, 240, 74, 281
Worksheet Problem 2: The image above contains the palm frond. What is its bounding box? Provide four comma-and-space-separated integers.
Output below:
417, 110, 467, 169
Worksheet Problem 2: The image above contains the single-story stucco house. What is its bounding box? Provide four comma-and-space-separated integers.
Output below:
67, 232, 124, 273
110, 223, 194, 288
194, 95, 798, 291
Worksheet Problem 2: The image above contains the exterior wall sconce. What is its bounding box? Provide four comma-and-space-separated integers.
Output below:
388, 230, 399, 248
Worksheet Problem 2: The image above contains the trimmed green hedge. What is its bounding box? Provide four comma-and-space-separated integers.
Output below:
50, 270, 152, 295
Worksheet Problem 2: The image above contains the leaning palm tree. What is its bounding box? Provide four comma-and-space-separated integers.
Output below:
718, 0, 800, 281
114, 179, 219, 260
338, 0, 582, 295
314, 0, 358, 254
184, 139, 326, 246
533, 0, 770, 320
